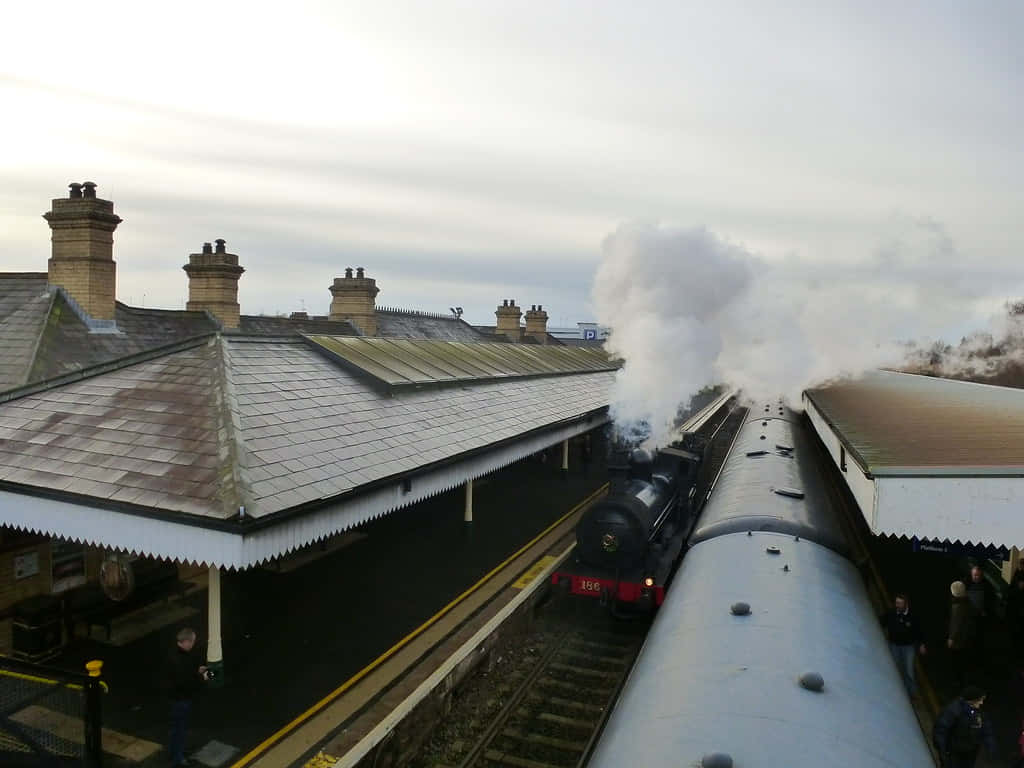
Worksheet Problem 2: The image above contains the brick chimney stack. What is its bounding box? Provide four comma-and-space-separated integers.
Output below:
329, 266, 379, 335
183, 239, 245, 328
495, 299, 522, 341
524, 304, 549, 344
43, 181, 122, 320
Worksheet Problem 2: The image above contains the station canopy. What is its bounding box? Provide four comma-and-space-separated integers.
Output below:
0, 334, 615, 569
804, 370, 1024, 550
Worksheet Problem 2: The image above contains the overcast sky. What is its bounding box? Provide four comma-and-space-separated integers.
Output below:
2, 1, 1022, 331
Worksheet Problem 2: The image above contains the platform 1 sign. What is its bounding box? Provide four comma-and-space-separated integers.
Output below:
513, 555, 558, 589
910, 537, 1008, 561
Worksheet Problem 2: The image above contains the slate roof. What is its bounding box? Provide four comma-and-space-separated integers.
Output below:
0, 336, 615, 521
236, 315, 358, 337
471, 325, 564, 345
377, 308, 485, 341
0, 274, 52, 391
29, 298, 218, 383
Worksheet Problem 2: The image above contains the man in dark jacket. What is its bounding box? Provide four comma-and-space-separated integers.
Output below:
966, 565, 994, 653
949, 580, 978, 690
881, 593, 927, 696
167, 627, 209, 768
933, 686, 997, 768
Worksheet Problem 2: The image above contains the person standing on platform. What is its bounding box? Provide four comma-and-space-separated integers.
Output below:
166, 627, 210, 768
881, 593, 927, 697
966, 565, 993, 653
949, 581, 978, 690
932, 686, 997, 768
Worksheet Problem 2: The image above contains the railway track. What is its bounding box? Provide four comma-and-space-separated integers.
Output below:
415, 601, 645, 768
456, 619, 642, 768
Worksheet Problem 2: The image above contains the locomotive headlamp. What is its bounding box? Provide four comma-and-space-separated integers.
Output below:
643, 576, 655, 588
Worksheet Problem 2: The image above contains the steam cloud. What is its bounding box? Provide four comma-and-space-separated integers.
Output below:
592, 219, 1017, 447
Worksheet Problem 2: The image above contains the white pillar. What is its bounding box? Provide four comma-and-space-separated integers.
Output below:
207, 565, 223, 664
561, 439, 569, 471
464, 478, 474, 523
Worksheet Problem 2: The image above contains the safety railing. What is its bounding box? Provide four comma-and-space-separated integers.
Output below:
0, 656, 105, 767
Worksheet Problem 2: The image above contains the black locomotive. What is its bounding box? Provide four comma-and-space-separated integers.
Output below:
552, 440, 702, 610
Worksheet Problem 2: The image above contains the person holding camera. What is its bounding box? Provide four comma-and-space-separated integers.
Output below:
166, 627, 211, 768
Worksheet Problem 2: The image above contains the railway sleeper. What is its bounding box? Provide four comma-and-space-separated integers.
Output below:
525, 693, 604, 714
482, 749, 565, 768
515, 708, 596, 730
558, 649, 629, 666
499, 728, 587, 753
545, 662, 620, 680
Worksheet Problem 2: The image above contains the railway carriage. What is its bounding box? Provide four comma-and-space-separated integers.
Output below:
587, 402, 934, 767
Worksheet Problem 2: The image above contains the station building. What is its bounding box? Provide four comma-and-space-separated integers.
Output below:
0, 182, 616, 663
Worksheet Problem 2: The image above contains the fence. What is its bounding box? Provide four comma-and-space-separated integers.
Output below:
0, 655, 103, 767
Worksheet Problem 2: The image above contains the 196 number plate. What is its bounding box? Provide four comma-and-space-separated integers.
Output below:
578, 579, 603, 593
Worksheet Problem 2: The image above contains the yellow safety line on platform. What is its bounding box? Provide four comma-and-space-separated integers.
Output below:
230, 482, 609, 768
0, 667, 109, 693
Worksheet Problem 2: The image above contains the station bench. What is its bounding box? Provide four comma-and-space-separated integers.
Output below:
63, 560, 188, 641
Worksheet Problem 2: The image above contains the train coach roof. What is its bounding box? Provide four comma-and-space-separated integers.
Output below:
804, 370, 1024, 476
589, 532, 934, 768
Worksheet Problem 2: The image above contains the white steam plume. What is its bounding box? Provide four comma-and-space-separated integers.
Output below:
592, 219, 1015, 447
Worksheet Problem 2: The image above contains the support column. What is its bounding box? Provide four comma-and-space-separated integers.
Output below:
561, 439, 569, 471
207, 565, 224, 686
464, 478, 474, 523
1002, 546, 1021, 583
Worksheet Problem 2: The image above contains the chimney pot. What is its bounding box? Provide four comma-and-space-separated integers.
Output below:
345, 267, 353, 278
82, 181, 97, 198
215, 238, 226, 253
68, 182, 83, 199
356, 267, 365, 278
538, 304, 542, 311
202, 242, 213, 254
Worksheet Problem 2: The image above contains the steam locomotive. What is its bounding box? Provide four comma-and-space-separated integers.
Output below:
550, 394, 736, 611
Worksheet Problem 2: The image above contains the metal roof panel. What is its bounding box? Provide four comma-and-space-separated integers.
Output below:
805, 370, 1024, 475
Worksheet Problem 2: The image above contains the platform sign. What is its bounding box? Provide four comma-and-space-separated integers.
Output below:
513, 555, 558, 589
910, 537, 1008, 561
583, 329, 597, 340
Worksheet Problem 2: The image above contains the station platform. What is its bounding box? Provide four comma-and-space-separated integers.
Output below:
47, 443, 608, 767
867, 536, 1021, 767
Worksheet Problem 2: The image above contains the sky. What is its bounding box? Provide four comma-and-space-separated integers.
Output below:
2, 1, 1022, 337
